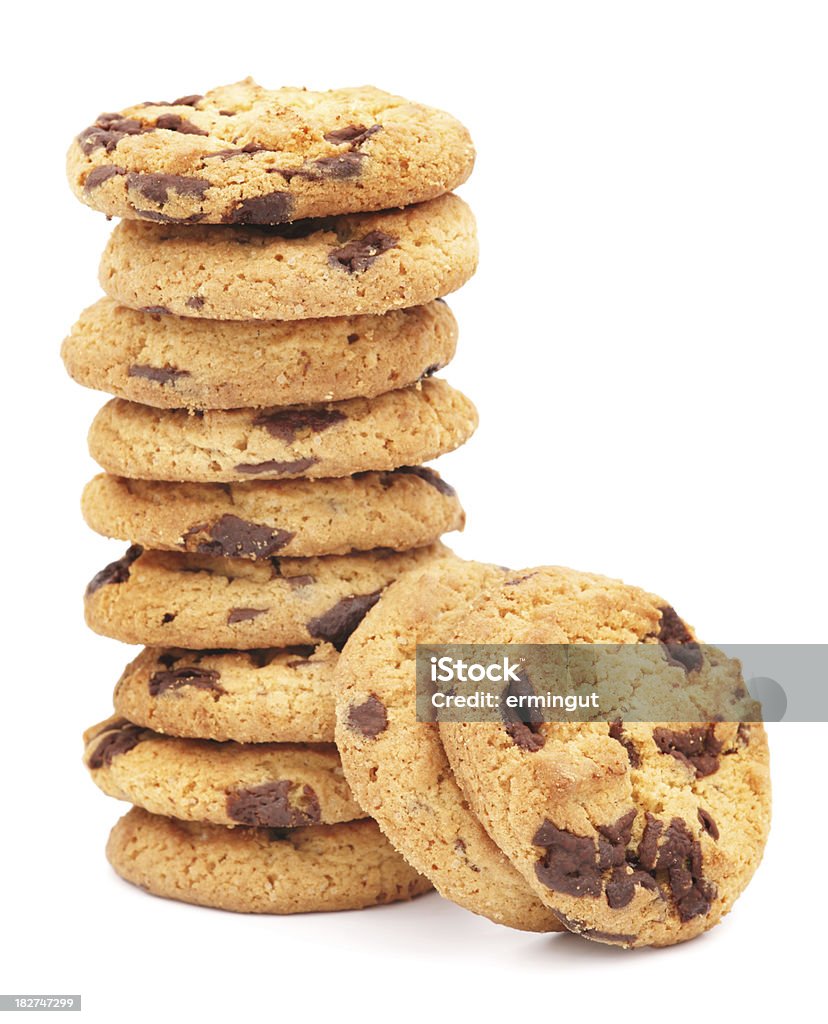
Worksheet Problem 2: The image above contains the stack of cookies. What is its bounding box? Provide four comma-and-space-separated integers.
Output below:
64, 80, 478, 914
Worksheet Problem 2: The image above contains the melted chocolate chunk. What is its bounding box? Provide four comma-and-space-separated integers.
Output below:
227, 607, 268, 624
307, 591, 383, 650
328, 231, 398, 273
126, 172, 210, 205
234, 457, 319, 476
88, 721, 145, 769
279, 152, 367, 181
604, 867, 659, 909
347, 694, 388, 738
227, 191, 295, 225
253, 407, 347, 443
127, 364, 191, 385
187, 515, 295, 560
652, 725, 723, 778
77, 114, 149, 154
171, 94, 203, 107
226, 780, 321, 828
84, 164, 125, 191
662, 642, 704, 674
504, 723, 545, 751
533, 821, 605, 898
139, 306, 171, 314
323, 123, 382, 147
395, 465, 456, 496
608, 720, 641, 768
656, 605, 695, 644
85, 545, 143, 597
697, 808, 720, 840
154, 113, 208, 135
638, 815, 715, 922
148, 666, 224, 698
503, 671, 546, 750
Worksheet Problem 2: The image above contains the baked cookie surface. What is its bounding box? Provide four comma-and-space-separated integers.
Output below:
98, 194, 477, 320
87, 379, 477, 483
113, 645, 339, 744
68, 80, 474, 224
84, 543, 451, 649
82, 468, 464, 559
62, 298, 457, 410
107, 807, 432, 914
83, 715, 363, 827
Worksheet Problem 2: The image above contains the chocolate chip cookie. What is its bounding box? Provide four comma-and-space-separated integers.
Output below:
107, 807, 432, 914
82, 468, 464, 559
87, 379, 477, 483
84, 543, 451, 649
62, 298, 457, 410
113, 645, 339, 743
84, 715, 363, 826
68, 80, 474, 224
98, 194, 477, 320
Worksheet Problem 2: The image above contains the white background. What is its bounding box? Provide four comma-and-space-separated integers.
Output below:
2, 1, 826, 1020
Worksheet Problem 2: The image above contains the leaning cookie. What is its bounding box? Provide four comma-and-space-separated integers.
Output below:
107, 808, 432, 914
83, 716, 363, 827
84, 543, 451, 649
87, 379, 477, 483
62, 298, 458, 410
68, 80, 474, 224
82, 468, 464, 559
98, 195, 477, 320
113, 645, 339, 744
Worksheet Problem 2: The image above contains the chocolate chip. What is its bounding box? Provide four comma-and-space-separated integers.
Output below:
652, 725, 723, 778
328, 231, 398, 273
608, 720, 640, 768
135, 210, 204, 224
88, 721, 145, 769
279, 153, 366, 181
148, 666, 224, 698
188, 515, 294, 559
127, 364, 191, 385
154, 113, 208, 135
161, 612, 176, 623
347, 695, 388, 738
323, 123, 382, 147
307, 591, 383, 650
171, 94, 203, 107
656, 605, 695, 644
395, 465, 456, 496
604, 866, 659, 909
662, 642, 704, 674
227, 607, 268, 624
226, 780, 322, 828
697, 808, 719, 840
126, 172, 210, 205
285, 574, 315, 589
253, 407, 347, 443
227, 192, 295, 225
84, 164, 125, 191
77, 115, 148, 154
502, 671, 546, 750
186, 295, 205, 310
638, 815, 715, 922
504, 723, 545, 751
234, 457, 319, 476
533, 821, 604, 898
85, 545, 143, 597
138, 306, 171, 315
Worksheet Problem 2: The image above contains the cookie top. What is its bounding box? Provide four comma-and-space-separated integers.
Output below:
87, 379, 478, 483
343, 558, 770, 947
107, 808, 432, 914
84, 715, 363, 827
98, 194, 477, 320
82, 468, 464, 559
84, 543, 451, 650
113, 645, 339, 744
334, 556, 563, 933
62, 298, 458, 410
68, 80, 474, 224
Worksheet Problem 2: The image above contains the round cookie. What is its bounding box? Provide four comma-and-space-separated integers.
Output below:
333, 558, 562, 933
83, 715, 363, 827
68, 80, 474, 224
98, 194, 478, 320
82, 468, 464, 559
61, 298, 458, 410
113, 645, 339, 744
87, 378, 477, 483
107, 807, 432, 914
84, 543, 451, 650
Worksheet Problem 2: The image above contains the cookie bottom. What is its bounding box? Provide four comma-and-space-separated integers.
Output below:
107, 807, 432, 914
